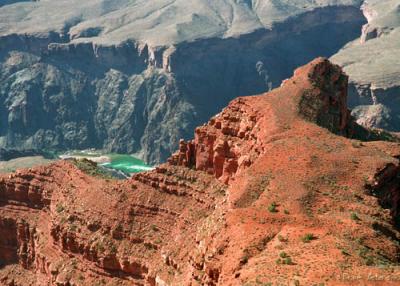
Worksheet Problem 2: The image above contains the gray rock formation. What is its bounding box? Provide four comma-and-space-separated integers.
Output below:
331, 0, 400, 131
0, 0, 367, 164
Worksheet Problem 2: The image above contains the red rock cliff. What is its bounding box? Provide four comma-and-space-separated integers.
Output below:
168, 58, 374, 184
1, 58, 400, 286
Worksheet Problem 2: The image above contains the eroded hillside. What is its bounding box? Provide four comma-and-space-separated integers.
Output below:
0, 59, 400, 285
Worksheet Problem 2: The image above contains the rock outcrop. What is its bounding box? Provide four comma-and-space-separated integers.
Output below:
2, 58, 400, 285
168, 98, 260, 183
0, 1, 367, 164
170, 58, 393, 183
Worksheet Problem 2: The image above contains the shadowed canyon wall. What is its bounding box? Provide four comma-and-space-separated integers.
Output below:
0, 6, 365, 164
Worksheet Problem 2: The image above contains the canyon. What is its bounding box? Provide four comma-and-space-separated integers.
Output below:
0, 0, 377, 164
331, 0, 400, 132
1, 58, 400, 285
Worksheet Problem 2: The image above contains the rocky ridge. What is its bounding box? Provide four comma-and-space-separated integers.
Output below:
1, 58, 400, 285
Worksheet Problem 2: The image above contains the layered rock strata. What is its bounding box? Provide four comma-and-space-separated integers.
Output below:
0, 1, 367, 163
1, 59, 400, 285
331, 0, 400, 131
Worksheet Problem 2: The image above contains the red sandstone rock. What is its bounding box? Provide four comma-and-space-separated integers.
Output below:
1, 58, 400, 285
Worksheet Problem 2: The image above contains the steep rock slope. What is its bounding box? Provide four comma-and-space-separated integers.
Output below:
0, 0, 365, 45
0, 0, 367, 163
331, 0, 400, 131
1, 59, 400, 285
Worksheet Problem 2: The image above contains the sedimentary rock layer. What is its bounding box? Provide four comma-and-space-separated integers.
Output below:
331, 0, 400, 131
0, 1, 366, 163
1, 58, 400, 285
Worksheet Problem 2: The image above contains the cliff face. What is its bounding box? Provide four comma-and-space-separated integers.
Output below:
1, 58, 400, 285
0, 1, 366, 164
331, 0, 400, 132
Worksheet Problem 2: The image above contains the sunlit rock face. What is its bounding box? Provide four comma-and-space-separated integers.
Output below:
331, 0, 400, 132
0, 0, 366, 164
1, 58, 400, 285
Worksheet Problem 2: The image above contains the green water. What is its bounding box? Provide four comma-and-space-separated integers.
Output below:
100, 154, 153, 174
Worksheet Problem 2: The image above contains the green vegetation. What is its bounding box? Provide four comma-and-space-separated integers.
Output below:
279, 251, 288, 258
56, 204, 64, 213
351, 212, 360, 221
282, 256, 293, 265
71, 158, 115, 179
240, 251, 250, 265
301, 233, 316, 243
341, 249, 350, 256
276, 252, 293, 265
268, 202, 278, 213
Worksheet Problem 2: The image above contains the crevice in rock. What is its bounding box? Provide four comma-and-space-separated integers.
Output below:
0, 218, 36, 269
